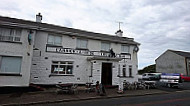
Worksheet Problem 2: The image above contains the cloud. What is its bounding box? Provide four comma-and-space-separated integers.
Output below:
0, 0, 189, 69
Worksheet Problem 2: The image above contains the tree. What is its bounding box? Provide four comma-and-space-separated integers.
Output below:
138, 64, 156, 74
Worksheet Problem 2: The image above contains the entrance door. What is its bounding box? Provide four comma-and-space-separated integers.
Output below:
101, 63, 112, 85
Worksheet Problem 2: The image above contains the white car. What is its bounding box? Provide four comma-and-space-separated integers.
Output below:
142, 73, 160, 80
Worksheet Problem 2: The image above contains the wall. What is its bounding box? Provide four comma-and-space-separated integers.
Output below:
0, 29, 34, 87
30, 31, 139, 85
156, 50, 186, 75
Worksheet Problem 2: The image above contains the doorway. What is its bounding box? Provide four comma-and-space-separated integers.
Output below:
101, 63, 112, 85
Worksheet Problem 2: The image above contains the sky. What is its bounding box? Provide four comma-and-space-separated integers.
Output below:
0, 0, 190, 69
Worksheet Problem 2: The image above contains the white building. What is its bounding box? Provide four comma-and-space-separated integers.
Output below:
156, 50, 190, 75
0, 14, 140, 87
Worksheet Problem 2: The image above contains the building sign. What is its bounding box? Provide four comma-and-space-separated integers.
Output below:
46, 46, 131, 59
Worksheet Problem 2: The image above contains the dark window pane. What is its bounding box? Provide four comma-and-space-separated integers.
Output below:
66, 66, 73, 74
51, 65, 58, 73
60, 65, 66, 74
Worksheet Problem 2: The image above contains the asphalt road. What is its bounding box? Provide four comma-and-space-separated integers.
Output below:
31, 82, 190, 106
156, 82, 190, 92
33, 90, 190, 106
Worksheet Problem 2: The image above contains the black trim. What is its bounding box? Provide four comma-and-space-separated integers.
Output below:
49, 74, 74, 77
0, 40, 22, 44
120, 53, 130, 55
75, 48, 89, 50
100, 50, 110, 53
117, 75, 134, 78
46, 44, 62, 47
0, 73, 22, 76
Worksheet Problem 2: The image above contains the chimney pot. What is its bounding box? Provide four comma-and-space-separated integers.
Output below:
115, 29, 123, 37
36, 13, 42, 23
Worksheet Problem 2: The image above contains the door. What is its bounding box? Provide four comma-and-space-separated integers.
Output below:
101, 63, 112, 85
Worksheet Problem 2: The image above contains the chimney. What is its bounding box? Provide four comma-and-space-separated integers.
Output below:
115, 29, 123, 37
36, 13, 42, 22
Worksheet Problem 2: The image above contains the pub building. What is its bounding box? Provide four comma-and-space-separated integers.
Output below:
0, 14, 140, 87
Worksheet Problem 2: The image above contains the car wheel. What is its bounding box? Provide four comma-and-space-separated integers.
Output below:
182, 79, 185, 82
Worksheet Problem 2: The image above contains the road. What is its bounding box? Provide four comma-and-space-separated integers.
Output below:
31, 82, 190, 106
156, 82, 190, 92
33, 90, 190, 106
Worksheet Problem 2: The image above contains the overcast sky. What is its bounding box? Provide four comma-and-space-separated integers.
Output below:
0, 0, 189, 69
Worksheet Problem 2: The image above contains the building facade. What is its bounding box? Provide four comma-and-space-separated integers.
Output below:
0, 14, 140, 86
156, 50, 190, 75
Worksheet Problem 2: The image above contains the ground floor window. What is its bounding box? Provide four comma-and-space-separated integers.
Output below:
129, 65, 132, 77
51, 61, 73, 75
122, 65, 126, 77
0, 56, 22, 73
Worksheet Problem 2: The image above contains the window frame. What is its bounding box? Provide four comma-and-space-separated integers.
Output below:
122, 65, 126, 77
121, 45, 130, 53
0, 27, 21, 42
0, 56, 22, 74
76, 38, 88, 49
47, 34, 62, 46
129, 65, 132, 77
101, 42, 110, 51
51, 61, 74, 75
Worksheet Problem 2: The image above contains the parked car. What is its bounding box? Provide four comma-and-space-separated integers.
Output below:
160, 73, 182, 88
180, 75, 190, 82
142, 73, 161, 80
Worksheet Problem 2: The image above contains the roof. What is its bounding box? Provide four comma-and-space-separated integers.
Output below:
155, 49, 190, 61
169, 50, 190, 58
0, 16, 140, 45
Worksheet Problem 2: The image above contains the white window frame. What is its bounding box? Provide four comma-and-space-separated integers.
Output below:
121, 45, 130, 53
0, 56, 22, 74
51, 61, 74, 75
77, 39, 88, 49
122, 65, 126, 77
101, 42, 110, 51
0, 27, 21, 42
47, 34, 62, 46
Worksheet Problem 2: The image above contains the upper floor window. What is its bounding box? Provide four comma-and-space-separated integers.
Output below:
47, 35, 62, 45
121, 45, 129, 53
51, 61, 73, 75
101, 42, 110, 51
0, 27, 21, 42
77, 39, 88, 49
0, 56, 22, 74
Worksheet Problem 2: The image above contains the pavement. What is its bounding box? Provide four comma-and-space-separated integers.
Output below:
0, 86, 170, 106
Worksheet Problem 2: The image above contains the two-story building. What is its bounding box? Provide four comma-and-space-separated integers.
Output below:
0, 14, 140, 87
156, 50, 190, 75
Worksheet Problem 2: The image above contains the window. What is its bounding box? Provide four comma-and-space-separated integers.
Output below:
47, 35, 62, 45
121, 45, 129, 53
0, 56, 22, 73
118, 64, 120, 76
129, 65, 132, 77
101, 42, 110, 51
51, 61, 73, 75
122, 65, 126, 77
0, 27, 21, 42
77, 39, 88, 49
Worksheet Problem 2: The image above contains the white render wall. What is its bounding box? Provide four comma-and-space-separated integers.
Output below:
30, 31, 139, 85
0, 29, 34, 87
156, 50, 187, 75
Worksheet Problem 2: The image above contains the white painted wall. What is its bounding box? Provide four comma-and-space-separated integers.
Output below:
30, 31, 139, 85
0, 29, 34, 87
156, 50, 187, 75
